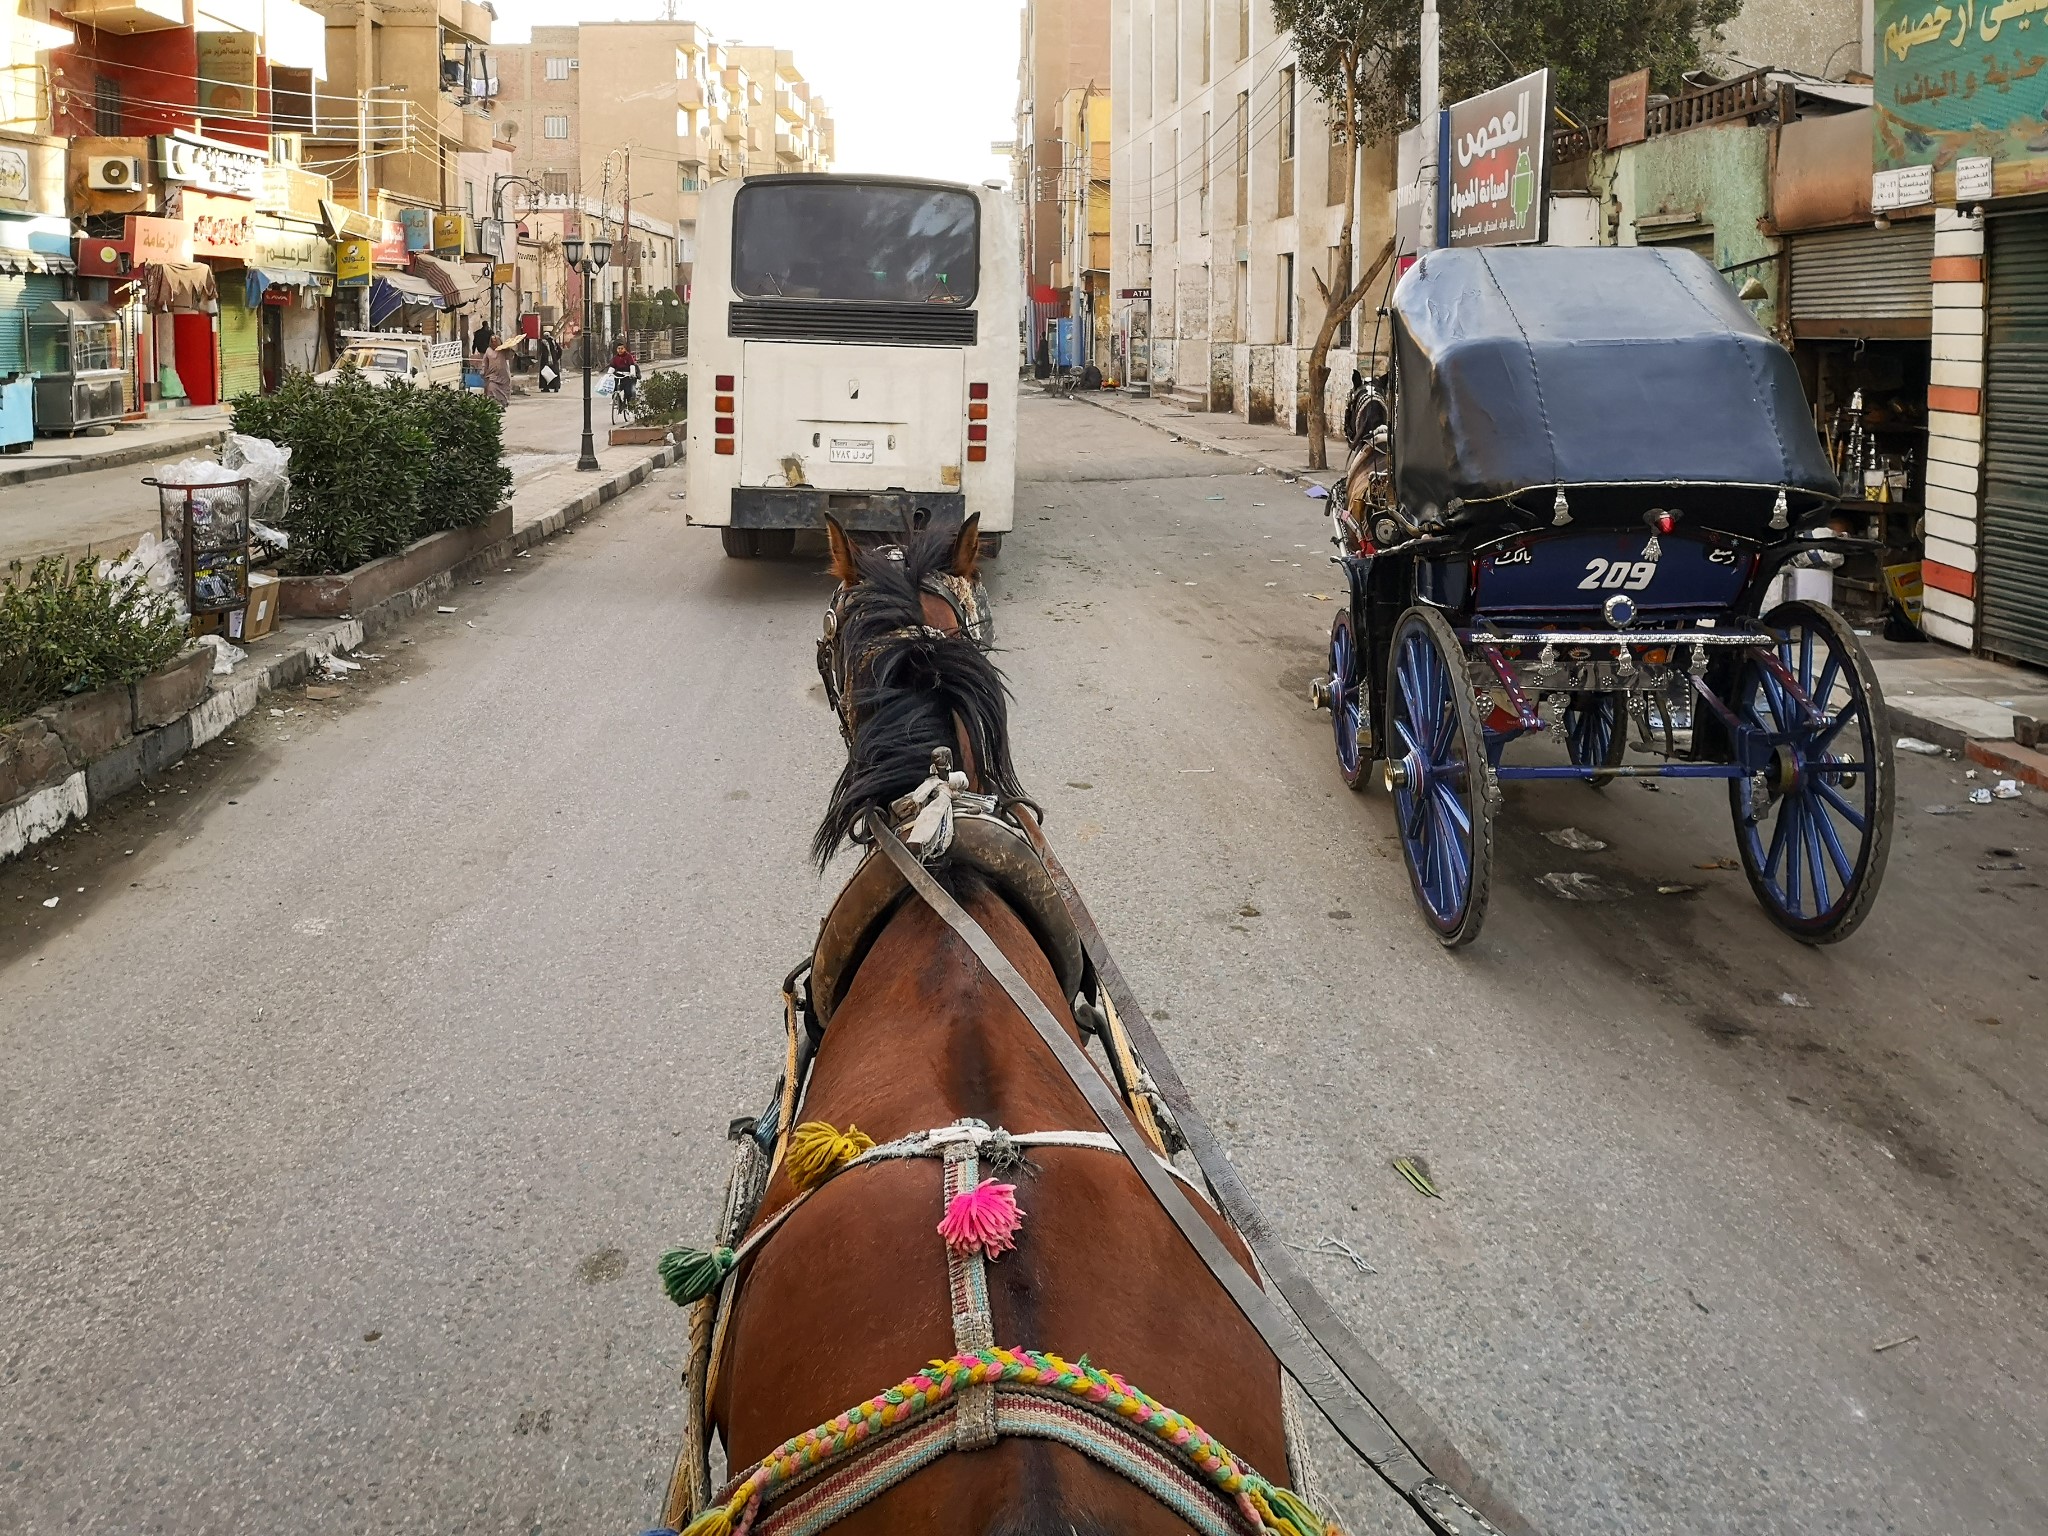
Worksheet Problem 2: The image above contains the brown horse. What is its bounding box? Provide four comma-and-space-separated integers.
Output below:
692, 517, 1306, 1536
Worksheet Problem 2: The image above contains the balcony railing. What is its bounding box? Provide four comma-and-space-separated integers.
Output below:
1551, 67, 1777, 160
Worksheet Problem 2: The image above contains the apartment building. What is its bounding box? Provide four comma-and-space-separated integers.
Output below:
1109, 0, 1393, 427
1015, 0, 1110, 370
1056, 86, 1112, 369
493, 24, 831, 301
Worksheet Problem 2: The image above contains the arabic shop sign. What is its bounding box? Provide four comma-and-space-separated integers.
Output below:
1444, 68, 1552, 247
1875, 0, 2048, 200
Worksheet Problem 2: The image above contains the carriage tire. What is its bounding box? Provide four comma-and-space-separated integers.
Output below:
1387, 606, 1494, 947
1564, 692, 1629, 788
1327, 608, 1371, 792
1729, 600, 1894, 945
720, 526, 763, 558
757, 529, 797, 559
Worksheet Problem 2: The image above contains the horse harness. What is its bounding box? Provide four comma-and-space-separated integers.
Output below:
655, 777, 1529, 1536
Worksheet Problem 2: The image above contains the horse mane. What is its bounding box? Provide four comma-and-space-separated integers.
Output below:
813, 528, 1025, 869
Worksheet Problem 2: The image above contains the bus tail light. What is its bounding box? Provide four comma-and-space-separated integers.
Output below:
969, 382, 989, 399
967, 423, 987, 442
715, 375, 735, 455
968, 403, 988, 420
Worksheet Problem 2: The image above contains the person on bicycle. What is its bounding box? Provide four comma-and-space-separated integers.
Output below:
608, 342, 639, 407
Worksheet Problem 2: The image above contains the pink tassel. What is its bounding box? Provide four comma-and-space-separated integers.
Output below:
938, 1178, 1024, 1259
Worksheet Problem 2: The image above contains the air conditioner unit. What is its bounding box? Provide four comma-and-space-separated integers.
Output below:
88, 156, 145, 191
1133, 222, 1152, 246
568, 58, 580, 69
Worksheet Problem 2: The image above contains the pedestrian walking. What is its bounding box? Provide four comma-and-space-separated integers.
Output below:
481, 339, 512, 406
471, 319, 493, 358
537, 331, 562, 393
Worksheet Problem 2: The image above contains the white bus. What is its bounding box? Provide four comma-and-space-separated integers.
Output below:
686, 175, 1018, 558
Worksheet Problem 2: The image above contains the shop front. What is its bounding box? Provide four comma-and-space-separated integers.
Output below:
323, 201, 409, 331
1874, 0, 2048, 662
1774, 106, 1933, 631
248, 220, 336, 385
0, 211, 77, 381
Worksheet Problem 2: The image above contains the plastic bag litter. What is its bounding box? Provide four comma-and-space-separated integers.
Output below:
1994, 779, 2023, 799
1535, 871, 1629, 901
1306, 483, 1330, 499
1542, 827, 1607, 852
1970, 787, 1993, 804
251, 519, 290, 555
154, 455, 248, 541
223, 433, 292, 524
101, 533, 187, 624
196, 634, 246, 674
1896, 737, 1945, 755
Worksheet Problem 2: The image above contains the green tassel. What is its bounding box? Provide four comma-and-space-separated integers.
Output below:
1262, 1485, 1332, 1536
658, 1244, 737, 1306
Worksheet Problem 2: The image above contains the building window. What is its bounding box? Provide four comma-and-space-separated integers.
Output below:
679, 166, 702, 192
1199, 110, 1211, 235
1200, 0, 1211, 84
1238, 0, 1251, 59
544, 115, 570, 139
1169, 0, 1181, 103
1167, 127, 1179, 242
1329, 245, 1351, 347
1235, 89, 1249, 225
1328, 121, 1350, 206
1236, 256, 1249, 342
545, 56, 570, 81
543, 170, 571, 196
93, 76, 122, 136
464, 179, 476, 215
1280, 253, 1296, 344
1277, 66, 1296, 219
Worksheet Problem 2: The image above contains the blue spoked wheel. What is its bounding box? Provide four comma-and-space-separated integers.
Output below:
1328, 608, 1371, 791
1387, 607, 1494, 947
1730, 600, 1894, 943
1563, 692, 1628, 786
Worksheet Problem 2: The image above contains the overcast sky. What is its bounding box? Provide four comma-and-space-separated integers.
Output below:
488, 1, 1026, 188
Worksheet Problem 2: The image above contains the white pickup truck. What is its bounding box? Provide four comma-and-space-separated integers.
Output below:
315, 331, 468, 389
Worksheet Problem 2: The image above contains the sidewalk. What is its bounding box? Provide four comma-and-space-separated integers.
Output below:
1079, 388, 1342, 489
1870, 640, 2048, 789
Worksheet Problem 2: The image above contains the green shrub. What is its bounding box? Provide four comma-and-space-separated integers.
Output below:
398, 383, 513, 533
0, 554, 187, 726
233, 370, 427, 574
626, 368, 687, 426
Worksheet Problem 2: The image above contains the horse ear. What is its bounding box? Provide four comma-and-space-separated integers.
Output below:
824, 515, 860, 586
950, 514, 982, 580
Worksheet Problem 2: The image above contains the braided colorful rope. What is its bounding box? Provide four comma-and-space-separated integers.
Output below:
679, 1346, 1339, 1536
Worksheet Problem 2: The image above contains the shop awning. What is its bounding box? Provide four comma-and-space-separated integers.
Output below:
411, 252, 491, 309
244, 267, 335, 305
369, 272, 445, 326
0, 251, 76, 275
143, 262, 219, 313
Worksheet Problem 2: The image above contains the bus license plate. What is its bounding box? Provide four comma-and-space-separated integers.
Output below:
829, 439, 875, 464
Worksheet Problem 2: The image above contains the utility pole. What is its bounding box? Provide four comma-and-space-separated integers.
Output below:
1417, 0, 1441, 252
619, 147, 633, 350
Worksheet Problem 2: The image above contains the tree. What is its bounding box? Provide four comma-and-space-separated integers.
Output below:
1274, 0, 1742, 468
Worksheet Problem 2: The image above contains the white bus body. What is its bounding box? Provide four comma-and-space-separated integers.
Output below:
686, 175, 1018, 556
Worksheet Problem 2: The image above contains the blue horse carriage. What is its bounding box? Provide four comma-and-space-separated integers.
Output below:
1314, 245, 1894, 947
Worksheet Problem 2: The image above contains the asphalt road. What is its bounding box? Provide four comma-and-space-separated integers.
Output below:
2, 396, 2043, 1536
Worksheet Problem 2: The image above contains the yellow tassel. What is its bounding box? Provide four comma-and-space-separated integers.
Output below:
786, 1120, 875, 1190
680, 1504, 735, 1536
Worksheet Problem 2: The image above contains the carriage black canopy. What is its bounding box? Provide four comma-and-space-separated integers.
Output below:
1389, 247, 1838, 527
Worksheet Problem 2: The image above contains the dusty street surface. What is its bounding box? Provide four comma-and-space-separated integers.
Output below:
3, 397, 2042, 1535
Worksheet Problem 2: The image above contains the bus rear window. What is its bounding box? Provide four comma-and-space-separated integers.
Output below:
732, 182, 980, 306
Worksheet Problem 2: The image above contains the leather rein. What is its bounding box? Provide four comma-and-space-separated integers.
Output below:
867, 817, 1534, 1536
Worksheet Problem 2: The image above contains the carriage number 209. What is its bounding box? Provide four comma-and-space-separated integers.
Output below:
1578, 558, 1657, 592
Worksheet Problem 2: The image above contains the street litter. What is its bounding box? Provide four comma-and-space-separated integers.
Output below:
1543, 827, 1607, 852
1306, 484, 1330, 499
516, 550, 531, 558
42, 896, 57, 908
1536, 871, 1628, 900
1970, 787, 1994, 804
305, 686, 343, 701
195, 634, 245, 674
1965, 769, 1978, 779
1925, 804, 1967, 815
1873, 1334, 1918, 1353
1637, 779, 1661, 791
1205, 494, 1226, 501
269, 708, 286, 717
437, 605, 457, 614
1695, 857, 1739, 870
1392, 1158, 1441, 1199
1657, 883, 1703, 896
1309, 593, 1332, 601
1775, 992, 1812, 1008
319, 654, 361, 673
1896, 737, 1945, 755
1251, 465, 1267, 475
1285, 1235, 1377, 1274
1995, 779, 2022, 799
1977, 859, 2026, 871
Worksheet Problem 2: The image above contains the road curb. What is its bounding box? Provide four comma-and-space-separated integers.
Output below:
1886, 701, 1973, 756
0, 443, 678, 866
0, 424, 232, 489
1074, 391, 1338, 489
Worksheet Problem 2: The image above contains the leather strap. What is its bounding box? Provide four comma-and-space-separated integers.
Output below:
870, 823, 1529, 1536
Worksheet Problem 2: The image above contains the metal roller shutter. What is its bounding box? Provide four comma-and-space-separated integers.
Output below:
1981, 212, 2048, 668
0, 276, 26, 376
219, 288, 261, 402
1788, 222, 1935, 336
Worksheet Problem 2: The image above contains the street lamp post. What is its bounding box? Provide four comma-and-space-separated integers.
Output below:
487, 173, 540, 344
564, 232, 612, 472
